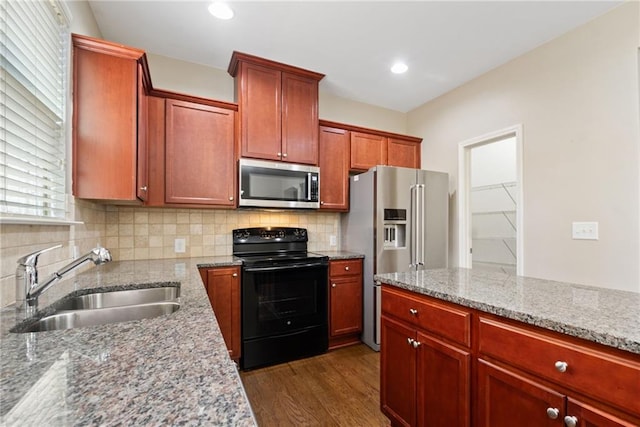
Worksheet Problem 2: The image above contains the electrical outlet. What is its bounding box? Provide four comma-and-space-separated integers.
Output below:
572, 222, 598, 240
174, 238, 186, 253
330, 235, 337, 246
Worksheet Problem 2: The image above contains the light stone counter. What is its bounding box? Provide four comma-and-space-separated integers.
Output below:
375, 267, 640, 355
0, 257, 256, 426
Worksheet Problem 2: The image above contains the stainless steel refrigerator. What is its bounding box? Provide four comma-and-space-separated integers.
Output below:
341, 166, 449, 351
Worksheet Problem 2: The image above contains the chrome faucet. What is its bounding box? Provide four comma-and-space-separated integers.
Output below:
15, 245, 112, 316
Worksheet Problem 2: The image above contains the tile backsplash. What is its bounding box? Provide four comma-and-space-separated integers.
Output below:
1, 200, 341, 307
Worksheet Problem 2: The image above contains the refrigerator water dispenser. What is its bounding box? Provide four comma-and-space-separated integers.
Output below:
383, 209, 407, 249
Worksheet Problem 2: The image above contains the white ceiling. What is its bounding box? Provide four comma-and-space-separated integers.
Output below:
87, 0, 622, 113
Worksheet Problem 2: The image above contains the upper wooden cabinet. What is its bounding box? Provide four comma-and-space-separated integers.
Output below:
319, 120, 422, 173
72, 34, 151, 202
318, 126, 350, 211
146, 92, 238, 208
228, 52, 324, 165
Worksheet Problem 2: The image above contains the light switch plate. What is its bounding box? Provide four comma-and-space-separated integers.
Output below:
330, 235, 337, 246
572, 222, 598, 240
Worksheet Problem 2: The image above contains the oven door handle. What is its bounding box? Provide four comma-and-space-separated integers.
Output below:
244, 263, 326, 272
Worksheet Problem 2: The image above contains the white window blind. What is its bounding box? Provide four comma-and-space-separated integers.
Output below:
0, 0, 70, 219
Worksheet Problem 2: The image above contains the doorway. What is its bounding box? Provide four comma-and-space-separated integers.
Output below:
457, 125, 523, 275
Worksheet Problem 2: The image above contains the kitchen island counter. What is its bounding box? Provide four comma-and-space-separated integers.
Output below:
0, 257, 256, 426
375, 267, 640, 355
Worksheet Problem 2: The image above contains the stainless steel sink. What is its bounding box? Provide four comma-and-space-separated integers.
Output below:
55, 286, 180, 310
11, 285, 181, 333
14, 301, 180, 333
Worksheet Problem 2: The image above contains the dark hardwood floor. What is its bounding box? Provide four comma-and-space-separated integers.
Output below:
240, 344, 390, 426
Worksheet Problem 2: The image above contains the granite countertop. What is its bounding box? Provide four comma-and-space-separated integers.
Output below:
375, 268, 640, 355
0, 256, 255, 426
315, 250, 364, 260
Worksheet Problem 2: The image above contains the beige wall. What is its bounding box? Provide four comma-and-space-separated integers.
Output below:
408, 2, 640, 292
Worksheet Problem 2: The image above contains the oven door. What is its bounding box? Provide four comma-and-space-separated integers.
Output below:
242, 261, 328, 339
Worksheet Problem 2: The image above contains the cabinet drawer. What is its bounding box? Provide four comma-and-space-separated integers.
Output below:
381, 287, 471, 347
478, 317, 640, 416
329, 259, 362, 277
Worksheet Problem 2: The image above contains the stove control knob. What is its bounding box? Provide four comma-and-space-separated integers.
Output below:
276, 230, 285, 239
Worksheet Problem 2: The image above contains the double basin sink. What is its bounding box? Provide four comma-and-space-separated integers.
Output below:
11, 285, 180, 333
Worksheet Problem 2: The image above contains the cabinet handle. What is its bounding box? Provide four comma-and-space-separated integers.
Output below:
332, 283, 336, 288
139, 186, 148, 192
345, 266, 350, 271
554, 361, 568, 373
229, 196, 234, 201
232, 273, 238, 277
411, 340, 421, 348
409, 308, 418, 316
546, 408, 560, 420
564, 416, 578, 427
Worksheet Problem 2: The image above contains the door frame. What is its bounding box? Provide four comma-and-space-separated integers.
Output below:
457, 124, 523, 275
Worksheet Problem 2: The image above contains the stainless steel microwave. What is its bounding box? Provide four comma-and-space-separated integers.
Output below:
238, 158, 320, 209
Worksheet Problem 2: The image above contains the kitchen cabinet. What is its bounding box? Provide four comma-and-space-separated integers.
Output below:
319, 120, 422, 173
381, 286, 471, 427
319, 126, 350, 211
145, 92, 237, 208
228, 52, 324, 165
199, 266, 241, 361
72, 33, 151, 202
387, 137, 421, 169
328, 259, 363, 349
350, 131, 388, 172
477, 316, 640, 427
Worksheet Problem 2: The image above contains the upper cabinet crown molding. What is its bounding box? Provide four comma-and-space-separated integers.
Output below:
227, 51, 325, 81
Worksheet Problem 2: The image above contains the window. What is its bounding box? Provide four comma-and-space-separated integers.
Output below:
0, 0, 70, 219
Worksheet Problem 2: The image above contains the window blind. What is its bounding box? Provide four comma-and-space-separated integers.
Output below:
0, 0, 70, 219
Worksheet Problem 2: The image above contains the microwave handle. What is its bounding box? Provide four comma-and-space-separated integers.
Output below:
307, 173, 312, 201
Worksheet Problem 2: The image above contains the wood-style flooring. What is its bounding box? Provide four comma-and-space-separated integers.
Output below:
240, 344, 390, 427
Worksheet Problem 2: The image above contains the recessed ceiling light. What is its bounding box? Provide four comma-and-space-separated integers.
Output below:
391, 62, 408, 74
208, 2, 234, 20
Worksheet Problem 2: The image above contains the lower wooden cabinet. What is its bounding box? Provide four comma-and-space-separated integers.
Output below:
379, 284, 640, 427
199, 266, 241, 361
381, 287, 471, 427
328, 259, 363, 349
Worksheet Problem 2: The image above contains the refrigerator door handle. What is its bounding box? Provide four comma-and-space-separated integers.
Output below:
410, 184, 418, 267
418, 184, 426, 266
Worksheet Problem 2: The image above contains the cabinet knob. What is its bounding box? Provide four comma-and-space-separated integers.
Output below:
277, 152, 282, 157
232, 273, 238, 277
229, 196, 234, 201
564, 416, 578, 427
282, 153, 287, 158
407, 338, 414, 346
139, 186, 148, 192
411, 340, 421, 348
331, 283, 336, 288
345, 266, 350, 271
320, 201, 325, 205
546, 408, 560, 420
554, 361, 568, 373
409, 308, 418, 316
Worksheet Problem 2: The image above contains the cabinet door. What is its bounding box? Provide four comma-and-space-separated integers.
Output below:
206, 267, 241, 360
165, 99, 235, 205
136, 63, 149, 201
329, 276, 362, 337
477, 359, 566, 427
417, 332, 471, 427
381, 316, 417, 427
566, 399, 640, 427
238, 62, 281, 161
387, 138, 420, 169
350, 132, 387, 171
72, 40, 139, 200
282, 72, 319, 165
319, 126, 349, 211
